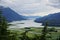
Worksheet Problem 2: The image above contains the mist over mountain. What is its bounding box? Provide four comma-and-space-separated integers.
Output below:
35, 12, 60, 26
0, 6, 26, 22
25, 16, 40, 20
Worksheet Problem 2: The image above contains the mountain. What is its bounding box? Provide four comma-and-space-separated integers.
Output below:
0, 6, 26, 22
35, 12, 60, 26
25, 16, 40, 20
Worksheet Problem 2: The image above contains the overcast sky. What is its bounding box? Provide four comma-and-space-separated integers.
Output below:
0, 0, 60, 16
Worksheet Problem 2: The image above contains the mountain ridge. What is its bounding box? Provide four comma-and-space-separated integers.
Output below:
35, 12, 60, 26
0, 6, 26, 22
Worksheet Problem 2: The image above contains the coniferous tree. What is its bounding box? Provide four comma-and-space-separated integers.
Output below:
0, 7, 20, 40
40, 22, 48, 40
0, 9, 9, 40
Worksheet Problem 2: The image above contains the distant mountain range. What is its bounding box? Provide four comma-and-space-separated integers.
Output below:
25, 16, 40, 20
35, 12, 60, 26
0, 6, 26, 22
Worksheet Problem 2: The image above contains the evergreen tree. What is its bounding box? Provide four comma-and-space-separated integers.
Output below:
40, 22, 48, 40
0, 9, 9, 40
0, 9, 19, 40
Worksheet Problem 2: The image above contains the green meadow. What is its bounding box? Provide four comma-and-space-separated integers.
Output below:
8, 27, 60, 40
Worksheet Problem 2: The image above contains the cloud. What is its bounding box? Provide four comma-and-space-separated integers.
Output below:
48, 0, 60, 8
0, 0, 60, 16
49, 0, 60, 4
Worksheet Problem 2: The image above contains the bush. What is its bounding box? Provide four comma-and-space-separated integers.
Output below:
48, 27, 57, 32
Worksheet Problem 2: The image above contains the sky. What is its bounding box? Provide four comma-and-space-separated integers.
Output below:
0, 0, 60, 16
